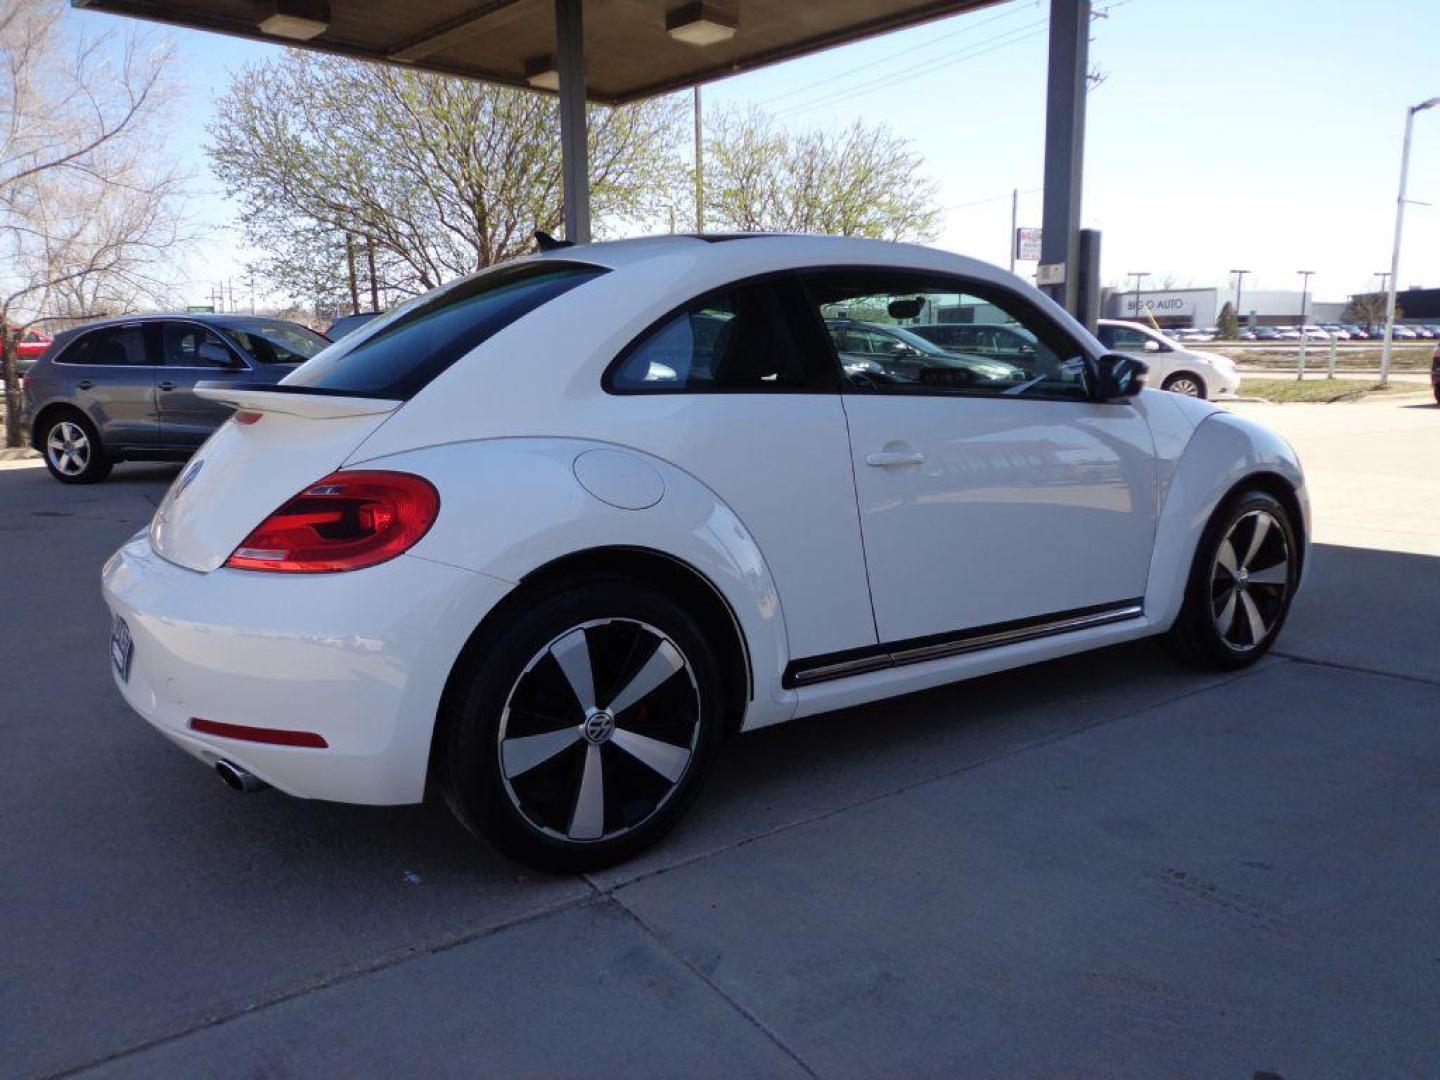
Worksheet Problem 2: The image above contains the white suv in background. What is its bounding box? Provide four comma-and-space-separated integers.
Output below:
1097, 319, 1241, 400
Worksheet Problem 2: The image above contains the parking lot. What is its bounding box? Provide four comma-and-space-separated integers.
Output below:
4, 391, 1439, 1079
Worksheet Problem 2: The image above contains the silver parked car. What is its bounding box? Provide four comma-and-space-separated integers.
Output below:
21, 313, 328, 483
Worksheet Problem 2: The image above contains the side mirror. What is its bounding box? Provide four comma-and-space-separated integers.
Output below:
1143, 339, 1161, 353
198, 341, 240, 367
1097, 352, 1147, 400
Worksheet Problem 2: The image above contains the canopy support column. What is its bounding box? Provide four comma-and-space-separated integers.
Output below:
556, 0, 590, 243
1039, 0, 1089, 315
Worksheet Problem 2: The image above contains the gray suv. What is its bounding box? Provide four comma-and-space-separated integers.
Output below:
22, 314, 328, 483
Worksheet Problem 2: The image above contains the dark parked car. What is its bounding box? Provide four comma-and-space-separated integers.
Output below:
1432, 341, 1439, 405
905, 321, 1044, 368
22, 313, 328, 483
824, 318, 1026, 386
323, 310, 383, 340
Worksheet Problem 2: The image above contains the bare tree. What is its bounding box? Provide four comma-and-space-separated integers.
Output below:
1344, 292, 1397, 332
209, 52, 686, 313
0, 0, 190, 446
702, 107, 940, 241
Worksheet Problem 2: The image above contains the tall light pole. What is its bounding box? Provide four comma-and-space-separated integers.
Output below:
1380, 96, 1440, 385
1296, 270, 1315, 379
1230, 269, 1250, 333
1127, 271, 1149, 324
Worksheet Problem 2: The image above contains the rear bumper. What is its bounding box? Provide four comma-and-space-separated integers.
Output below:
101, 532, 512, 805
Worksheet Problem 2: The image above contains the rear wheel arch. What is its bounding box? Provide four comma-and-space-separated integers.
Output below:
31, 402, 92, 450
427, 546, 752, 798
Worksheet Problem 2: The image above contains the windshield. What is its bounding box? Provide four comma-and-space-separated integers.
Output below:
220, 318, 328, 365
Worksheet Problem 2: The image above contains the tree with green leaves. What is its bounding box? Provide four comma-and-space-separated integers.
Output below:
208, 51, 685, 314
1215, 301, 1239, 339
701, 107, 940, 241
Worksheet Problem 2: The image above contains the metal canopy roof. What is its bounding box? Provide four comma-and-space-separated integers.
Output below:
72, 0, 1003, 104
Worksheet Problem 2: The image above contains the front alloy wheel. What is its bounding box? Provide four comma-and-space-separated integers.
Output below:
441, 580, 723, 871
1166, 489, 1298, 668
1162, 372, 1206, 397
1210, 509, 1291, 652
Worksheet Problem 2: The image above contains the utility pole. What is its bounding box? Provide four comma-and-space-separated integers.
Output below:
1009, 188, 1018, 274
246, 276, 255, 315
1381, 97, 1440, 385
693, 86, 704, 234
227, 278, 235, 315
1127, 271, 1149, 323
1296, 269, 1315, 380
1230, 269, 1249, 328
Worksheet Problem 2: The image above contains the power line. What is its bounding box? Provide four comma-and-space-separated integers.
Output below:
774, 0, 1134, 120
758, 0, 1036, 107
775, 19, 1050, 118
945, 186, 1042, 212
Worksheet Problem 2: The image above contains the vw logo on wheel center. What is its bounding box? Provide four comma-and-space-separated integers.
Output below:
582, 709, 616, 745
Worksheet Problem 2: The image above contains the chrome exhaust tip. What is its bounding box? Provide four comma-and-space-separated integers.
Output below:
216, 759, 268, 793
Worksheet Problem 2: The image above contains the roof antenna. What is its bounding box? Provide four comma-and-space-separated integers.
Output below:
534, 229, 572, 252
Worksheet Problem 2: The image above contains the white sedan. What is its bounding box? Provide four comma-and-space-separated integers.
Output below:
102, 235, 1308, 870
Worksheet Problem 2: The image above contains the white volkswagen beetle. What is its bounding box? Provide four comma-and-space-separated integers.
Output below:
102, 235, 1308, 870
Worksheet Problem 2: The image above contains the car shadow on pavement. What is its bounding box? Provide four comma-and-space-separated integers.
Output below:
6, 442, 1439, 1076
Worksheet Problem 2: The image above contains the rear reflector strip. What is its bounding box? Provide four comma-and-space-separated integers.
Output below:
189, 717, 328, 748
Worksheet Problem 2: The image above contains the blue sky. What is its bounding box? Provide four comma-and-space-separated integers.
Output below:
73, 0, 1440, 307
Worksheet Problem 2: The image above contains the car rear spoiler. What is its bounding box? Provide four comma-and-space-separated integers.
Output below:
194, 383, 401, 420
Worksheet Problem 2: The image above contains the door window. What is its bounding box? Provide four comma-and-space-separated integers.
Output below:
60, 325, 151, 366
161, 322, 242, 367
1097, 324, 1158, 352
802, 272, 1091, 400
607, 277, 833, 393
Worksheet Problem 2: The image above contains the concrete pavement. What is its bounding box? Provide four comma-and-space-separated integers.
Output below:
3, 394, 1438, 1078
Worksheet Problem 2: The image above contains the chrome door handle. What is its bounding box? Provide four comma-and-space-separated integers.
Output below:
158, 380, 176, 391
865, 450, 925, 468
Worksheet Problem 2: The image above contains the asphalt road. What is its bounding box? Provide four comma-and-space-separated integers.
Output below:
3, 393, 1438, 1078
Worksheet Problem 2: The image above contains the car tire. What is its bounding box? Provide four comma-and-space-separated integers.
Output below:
439, 578, 726, 872
1165, 489, 1298, 669
1433, 383, 1440, 406
39, 410, 113, 484
1161, 371, 1207, 398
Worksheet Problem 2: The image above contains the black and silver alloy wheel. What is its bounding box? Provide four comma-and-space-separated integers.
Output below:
498, 618, 700, 843
441, 579, 724, 871
1166, 488, 1298, 668
1211, 509, 1290, 652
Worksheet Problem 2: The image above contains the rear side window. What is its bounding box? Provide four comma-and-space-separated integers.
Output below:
607, 276, 834, 393
60, 325, 150, 366
284, 261, 605, 399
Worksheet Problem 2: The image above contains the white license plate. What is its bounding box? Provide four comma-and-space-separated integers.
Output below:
111, 616, 133, 682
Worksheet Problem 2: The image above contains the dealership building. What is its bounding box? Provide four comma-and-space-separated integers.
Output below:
1102, 285, 1440, 330
1102, 287, 1350, 329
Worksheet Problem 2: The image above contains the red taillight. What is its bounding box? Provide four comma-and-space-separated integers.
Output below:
225, 470, 439, 573
233, 410, 263, 425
